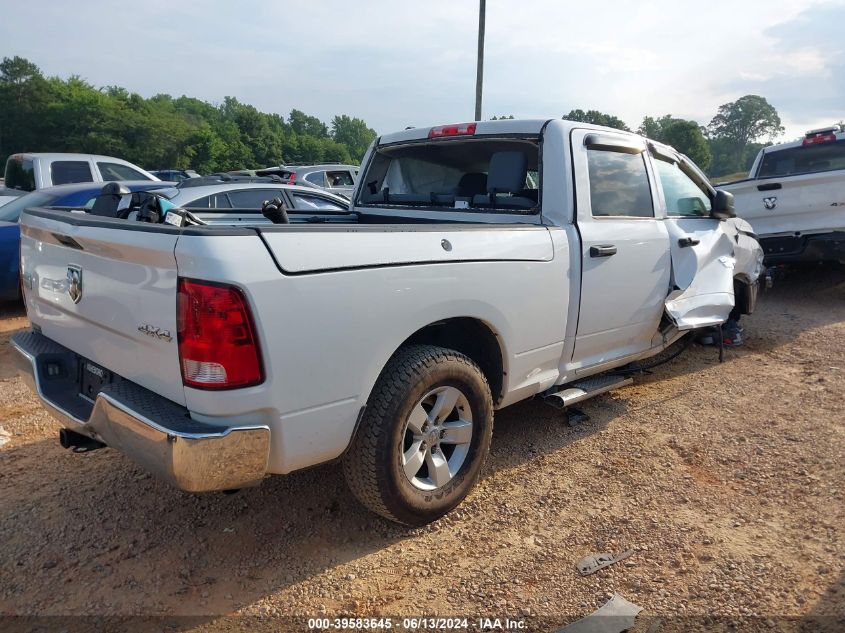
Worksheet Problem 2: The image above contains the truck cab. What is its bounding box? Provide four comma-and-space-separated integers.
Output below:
2, 153, 158, 197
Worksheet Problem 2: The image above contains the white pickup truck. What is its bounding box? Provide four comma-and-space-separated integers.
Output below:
0, 152, 159, 208
13, 119, 763, 525
718, 125, 845, 263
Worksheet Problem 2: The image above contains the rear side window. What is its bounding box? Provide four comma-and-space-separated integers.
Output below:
97, 162, 150, 181
184, 193, 232, 209
758, 139, 845, 178
51, 161, 93, 186
653, 158, 712, 217
227, 189, 282, 208
586, 149, 653, 217
4, 157, 36, 191
326, 171, 354, 187
291, 193, 347, 211
304, 172, 325, 186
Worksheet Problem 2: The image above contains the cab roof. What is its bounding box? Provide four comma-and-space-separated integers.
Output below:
377, 118, 641, 146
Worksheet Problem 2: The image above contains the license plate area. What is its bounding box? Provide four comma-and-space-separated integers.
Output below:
79, 359, 112, 401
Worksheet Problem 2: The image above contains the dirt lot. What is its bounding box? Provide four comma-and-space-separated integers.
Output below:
0, 266, 843, 632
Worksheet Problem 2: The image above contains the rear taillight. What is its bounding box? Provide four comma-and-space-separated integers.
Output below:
287, 172, 297, 183
177, 278, 263, 389
428, 123, 477, 138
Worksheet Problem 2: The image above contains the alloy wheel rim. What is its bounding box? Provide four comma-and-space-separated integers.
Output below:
401, 385, 473, 491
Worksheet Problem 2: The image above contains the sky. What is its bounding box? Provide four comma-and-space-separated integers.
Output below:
1, 0, 842, 142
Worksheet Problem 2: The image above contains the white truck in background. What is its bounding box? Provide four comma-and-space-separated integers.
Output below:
0, 153, 159, 207
718, 125, 845, 263
13, 119, 763, 526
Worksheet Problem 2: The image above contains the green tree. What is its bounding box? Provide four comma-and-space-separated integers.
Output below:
563, 109, 630, 131
707, 95, 783, 173
638, 114, 673, 140
0, 56, 50, 157
0, 56, 376, 173
330, 115, 376, 161
289, 109, 328, 138
708, 137, 767, 178
638, 115, 711, 171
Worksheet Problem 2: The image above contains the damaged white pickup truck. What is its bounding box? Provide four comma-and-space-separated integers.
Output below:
13, 119, 763, 525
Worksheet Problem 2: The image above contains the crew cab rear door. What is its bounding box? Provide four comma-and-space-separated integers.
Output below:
649, 148, 735, 329
569, 129, 671, 369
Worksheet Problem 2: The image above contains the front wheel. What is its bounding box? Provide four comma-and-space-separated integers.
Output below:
342, 345, 494, 526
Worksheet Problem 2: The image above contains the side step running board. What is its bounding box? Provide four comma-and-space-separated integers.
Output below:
544, 374, 633, 410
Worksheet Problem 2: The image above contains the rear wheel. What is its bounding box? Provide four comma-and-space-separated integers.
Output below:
342, 345, 493, 526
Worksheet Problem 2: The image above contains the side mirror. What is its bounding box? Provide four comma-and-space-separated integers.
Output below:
711, 190, 736, 219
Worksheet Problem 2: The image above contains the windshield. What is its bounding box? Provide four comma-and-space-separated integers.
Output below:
758, 139, 845, 178
357, 137, 540, 212
0, 191, 56, 222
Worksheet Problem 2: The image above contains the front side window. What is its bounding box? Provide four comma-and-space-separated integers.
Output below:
586, 149, 653, 217
97, 162, 151, 181
51, 161, 93, 186
653, 158, 712, 217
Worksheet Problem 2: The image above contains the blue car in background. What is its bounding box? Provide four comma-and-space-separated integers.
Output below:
0, 181, 172, 301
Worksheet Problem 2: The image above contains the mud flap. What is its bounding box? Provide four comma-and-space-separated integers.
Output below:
664, 218, 736, 330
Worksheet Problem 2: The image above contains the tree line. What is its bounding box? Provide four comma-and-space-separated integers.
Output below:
1, 55, 789, 179
0, 56, 377, 173
563, 94, 785, 177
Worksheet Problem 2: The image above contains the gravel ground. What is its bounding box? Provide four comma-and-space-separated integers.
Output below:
0, 265, 843, 632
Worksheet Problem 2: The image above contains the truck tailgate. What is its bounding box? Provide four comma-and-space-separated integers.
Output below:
727, 171, 845, 236
19, 209, 185, 406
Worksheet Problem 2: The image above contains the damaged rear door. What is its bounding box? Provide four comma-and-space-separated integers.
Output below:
650, 147, 736, 329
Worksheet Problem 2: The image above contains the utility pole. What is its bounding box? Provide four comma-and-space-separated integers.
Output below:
475, 0, 486, 121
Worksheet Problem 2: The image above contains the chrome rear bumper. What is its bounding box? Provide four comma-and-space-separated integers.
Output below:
12, 330, 270, 492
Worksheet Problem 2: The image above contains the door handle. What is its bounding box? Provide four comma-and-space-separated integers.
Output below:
590, 245, 617, 258
757, 182, 782, 191
678, 237, 700, 248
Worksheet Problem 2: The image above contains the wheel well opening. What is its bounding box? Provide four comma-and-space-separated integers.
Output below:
404, 318, 505, 405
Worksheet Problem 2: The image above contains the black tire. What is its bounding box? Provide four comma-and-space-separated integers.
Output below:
342, 344, 494, 526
